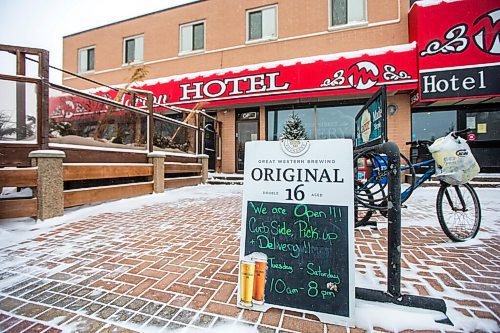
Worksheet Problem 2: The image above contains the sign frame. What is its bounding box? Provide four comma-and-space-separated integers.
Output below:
354, 85, 387, 149
238, 139, 355, 326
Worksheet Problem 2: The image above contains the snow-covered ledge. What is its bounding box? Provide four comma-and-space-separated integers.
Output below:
28, 150, 66, 159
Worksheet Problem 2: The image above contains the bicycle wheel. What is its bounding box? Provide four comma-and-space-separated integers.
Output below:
436, 183, 481, 242
354, 180, 373, 227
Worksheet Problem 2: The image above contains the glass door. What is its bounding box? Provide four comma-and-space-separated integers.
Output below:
236, 108, 259, 173
463, 109, 500, 172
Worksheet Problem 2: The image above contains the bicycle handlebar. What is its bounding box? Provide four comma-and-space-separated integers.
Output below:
406, 129, 472, 146
451, 128, 472, 139
406, 140, 433, 146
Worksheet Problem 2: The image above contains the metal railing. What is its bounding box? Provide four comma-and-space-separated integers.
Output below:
0, 44, 222, 167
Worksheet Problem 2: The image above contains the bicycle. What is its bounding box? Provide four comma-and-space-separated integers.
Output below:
354, 129, 481, 242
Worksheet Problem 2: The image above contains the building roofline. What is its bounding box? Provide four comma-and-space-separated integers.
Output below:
63, 0, 206, 39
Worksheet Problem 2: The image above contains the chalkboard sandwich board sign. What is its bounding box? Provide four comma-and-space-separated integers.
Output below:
238, 139, 355, 326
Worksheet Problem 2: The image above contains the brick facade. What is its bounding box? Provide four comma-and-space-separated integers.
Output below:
63, 0, 415, 173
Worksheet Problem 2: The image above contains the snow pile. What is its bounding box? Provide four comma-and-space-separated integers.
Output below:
0, 187, 33, 198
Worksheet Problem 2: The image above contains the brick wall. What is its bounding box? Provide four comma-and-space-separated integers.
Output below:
387, 94, 412, 158
217, 109, 235, 173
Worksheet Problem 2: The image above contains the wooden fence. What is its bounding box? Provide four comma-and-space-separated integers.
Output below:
0, 154, 207, 220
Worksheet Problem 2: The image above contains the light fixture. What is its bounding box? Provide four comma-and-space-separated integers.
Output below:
388, 104, 398, 116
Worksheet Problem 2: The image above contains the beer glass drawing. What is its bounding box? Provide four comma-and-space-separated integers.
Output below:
251, 252, 268, 305
239, 257, 255, 307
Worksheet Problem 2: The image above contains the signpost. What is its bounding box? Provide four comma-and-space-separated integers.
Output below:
238, 139, 354, 326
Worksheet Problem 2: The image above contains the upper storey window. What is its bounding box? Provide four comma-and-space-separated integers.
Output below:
330, 0, 367, 28
123, 35, 144, 64
247, 5, 277, 42
180, 21, 205, 54
78, 46, 94, 73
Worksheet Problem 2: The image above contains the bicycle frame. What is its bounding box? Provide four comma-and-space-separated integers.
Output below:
401, 159, 435, 202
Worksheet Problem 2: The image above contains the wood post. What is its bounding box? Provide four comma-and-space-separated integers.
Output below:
148, 152, 165, 193
29, 150, 65, 220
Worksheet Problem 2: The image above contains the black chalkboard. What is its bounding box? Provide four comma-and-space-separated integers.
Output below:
243, 200, 350, 317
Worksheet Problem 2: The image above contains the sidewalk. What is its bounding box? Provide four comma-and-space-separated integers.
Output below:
0, 185, 498, 332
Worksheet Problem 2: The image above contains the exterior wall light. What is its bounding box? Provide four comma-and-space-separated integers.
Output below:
388, 104, 398, 116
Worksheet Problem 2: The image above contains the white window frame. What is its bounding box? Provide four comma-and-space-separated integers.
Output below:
328, 0, 368, 31
246, 5, 278, 44
78, 46, 95, 74
123, 34, 144, 65
179, 20, 206, 55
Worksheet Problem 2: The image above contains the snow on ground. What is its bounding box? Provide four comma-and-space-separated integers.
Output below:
0, 184, 241, 250
1, 184, 499, 332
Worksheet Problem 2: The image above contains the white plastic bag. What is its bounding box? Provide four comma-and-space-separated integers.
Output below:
428, 133, 480, 185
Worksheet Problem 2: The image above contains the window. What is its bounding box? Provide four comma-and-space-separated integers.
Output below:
78, 47, 94, 73
330, 0, 366, 27
267, 103, 362, 141
247, 5, 277, 42
411, 110, 457, 141
123, 35, 144, 64
180, 21, 205, 54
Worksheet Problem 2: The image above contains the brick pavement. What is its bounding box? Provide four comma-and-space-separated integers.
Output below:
0, 188, 498, 332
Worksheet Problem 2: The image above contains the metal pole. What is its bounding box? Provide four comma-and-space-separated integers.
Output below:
383, 142, 402, 298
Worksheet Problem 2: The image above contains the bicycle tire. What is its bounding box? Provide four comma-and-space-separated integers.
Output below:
354, 180, 373, 227
436, 183, 481, 242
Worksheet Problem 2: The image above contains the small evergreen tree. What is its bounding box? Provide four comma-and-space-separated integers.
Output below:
280, 112, 308, 140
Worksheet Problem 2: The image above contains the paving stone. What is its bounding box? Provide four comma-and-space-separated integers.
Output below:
35, 308, 75, 325
1, 278, 35, 294
95, 306, 119, 320
53, 296, 79, 308
156, 305, 180, 320
172, 309, 197, 324
97, 292, 120, 304
124, 298, 147, 311
0, 317, 21, 331
128, 313, 151, 326
40, 293, 66, 305
66, 298, 92, 311
5, 319, 36, 332
166, 321, 187, 330
13, 303, 49, 318
109, 309, 135, 323
111, 295, 134, 308
138, 301, 163, 316
144, 317, 168, 330
0, 298, 25, 312
65, 315, 105, 332
71, 286, 93, 297
191, 313, 216, 328
257, 325, 277, 333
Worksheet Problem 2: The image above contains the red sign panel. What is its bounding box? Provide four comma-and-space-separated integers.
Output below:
80, 44, 417, 111
410, 0, 500, 102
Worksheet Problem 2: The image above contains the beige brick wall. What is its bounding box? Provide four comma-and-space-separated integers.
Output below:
259, 106, 266, 140
217, 109, 235, 173
387, 94, 412, 158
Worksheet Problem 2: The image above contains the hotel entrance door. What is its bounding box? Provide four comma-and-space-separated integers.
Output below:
236, 108, 259, 173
